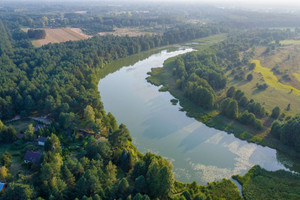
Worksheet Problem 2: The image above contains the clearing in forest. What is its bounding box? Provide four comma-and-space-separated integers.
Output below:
98, 27, 156, 37
26, 28, 91, 47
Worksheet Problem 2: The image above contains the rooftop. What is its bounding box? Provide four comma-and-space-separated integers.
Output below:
24, 151, 42, 163
37, 136, 47, 143
0, 182, 6, 191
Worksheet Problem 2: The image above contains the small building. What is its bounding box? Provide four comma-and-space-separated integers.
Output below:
23, 151, 42, 164
37, 136, 47, 146
0, 182, 7, 192
34, 124, 45, 132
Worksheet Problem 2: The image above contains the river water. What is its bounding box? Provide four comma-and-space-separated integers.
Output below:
98, 48, 297, 184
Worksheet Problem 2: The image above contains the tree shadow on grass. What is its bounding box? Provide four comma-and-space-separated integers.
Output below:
251, 88, 265, 95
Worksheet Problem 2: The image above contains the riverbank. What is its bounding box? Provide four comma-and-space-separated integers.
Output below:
96, 46, 248, 198
146, 56, 300, 164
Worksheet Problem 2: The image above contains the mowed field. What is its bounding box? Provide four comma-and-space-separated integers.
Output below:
228, 41, 300, 115
27, 28, 91, 47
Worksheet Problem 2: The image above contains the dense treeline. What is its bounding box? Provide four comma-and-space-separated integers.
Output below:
225, 86, 264, 130
270, 116, 300, 151
1, 12, 181, 35
0, 121, 17, 144
0, 19, 244, 199
0, 123, 242, 200
173, 52, 225, 109
27, 29, 46, 39
162, 24, 226, 45
0, 20, 224, 123
167, 29, 292, 131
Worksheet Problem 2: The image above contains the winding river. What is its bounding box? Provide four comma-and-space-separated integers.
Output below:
98, 48, 299, 184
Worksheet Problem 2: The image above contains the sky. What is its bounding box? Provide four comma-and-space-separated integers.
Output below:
148, 0, 300, 6
2, 0, 300, 7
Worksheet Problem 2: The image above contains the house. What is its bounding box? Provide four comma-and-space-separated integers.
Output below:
34, 124, 45, 132
37, 136, 47, 146
0, 182, 7, 192
23, 151, 42, 164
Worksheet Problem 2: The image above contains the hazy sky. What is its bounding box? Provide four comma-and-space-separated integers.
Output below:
2, 0, 300, 7
156, 0, 300, 6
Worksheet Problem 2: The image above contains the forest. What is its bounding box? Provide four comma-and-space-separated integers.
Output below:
0, 7, 240, 200
1, 1, 300, 200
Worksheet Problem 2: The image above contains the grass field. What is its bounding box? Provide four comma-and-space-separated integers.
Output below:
280, 40, 300, 45
187, 34, 227, 50
293, 73, 300, 82
253, 60, 300, 95
255, 45, 300, 89
23, 27, 91, 47
98, 27, 155, 37
7, 119, 36, 133
228, 43, 300, 115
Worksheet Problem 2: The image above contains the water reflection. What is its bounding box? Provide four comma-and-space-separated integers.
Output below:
98, 48, 298, 184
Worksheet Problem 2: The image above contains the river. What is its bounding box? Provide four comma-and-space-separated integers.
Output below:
98, 48, 298, 184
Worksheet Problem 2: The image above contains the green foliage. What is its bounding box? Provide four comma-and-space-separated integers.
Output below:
247, 101, 266, 118
84, 136, 112, 160
172, 50, 229, 110
270, 120, 281, 139
109, 124, 132, 149
28, 29, 46, 39
105, 161, 117, 190
118, 178, 129, 198
271, 106, 281, 119
120, 149, 134, 172
44, 133, 61, 154
173, 179, 242, 200
238, 96, 249, 107
249, 63, 256, 70
1, 183, 34, 200
246, 73, 253, 81
131, 153, 174, 199
234, 90, 245, 101
76, 169, 104, 198
24, 123, 35, 140
84, 105, 96, 122
0, 152, 12, 167
0, 125, 17, 144
207, 179, 243, 200
239, 111, 263, 130
270, 116, 300, 151
107, 112, 119, 132
221, 98, 239, 119
59, 112, 79, 129
227, 86, 236, 98
1, 11, 298, 200
62, 165, 75, 188
134, 175, 147, 194
133, 193, 151, 200
233, 165, 300, 200
0, 166, 9, 180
